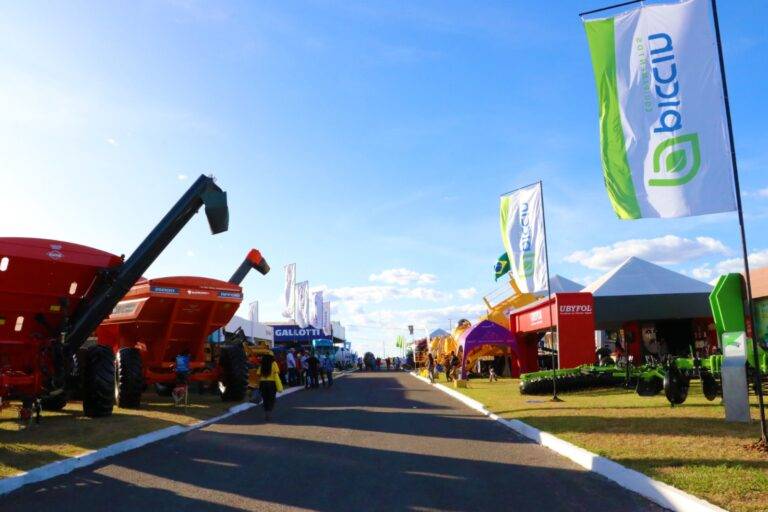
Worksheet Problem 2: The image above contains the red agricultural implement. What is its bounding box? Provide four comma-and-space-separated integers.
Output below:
96, 250, 270, 407
0, 175, 229, 421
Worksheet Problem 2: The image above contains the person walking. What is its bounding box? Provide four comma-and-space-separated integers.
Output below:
322, 355, 334, 387
286, 348, 297, 386
427, 353, 436, 384
258, 352, 283, 421
307, 352, 320, 389
300, 351, 309, 388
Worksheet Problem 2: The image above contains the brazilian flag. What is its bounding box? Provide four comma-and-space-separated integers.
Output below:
495, 252, 510, 281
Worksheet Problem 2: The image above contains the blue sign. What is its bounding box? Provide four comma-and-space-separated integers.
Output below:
151, 286, 179, 295
271, 325, 332, 343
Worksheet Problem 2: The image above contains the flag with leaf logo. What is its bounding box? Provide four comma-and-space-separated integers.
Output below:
583, 0, 735, 219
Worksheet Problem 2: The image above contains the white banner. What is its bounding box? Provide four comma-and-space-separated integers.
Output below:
584, 0, 736, 218
294, 280, 310, 328
282, 263, 296, 318
322, 301, 332, 336
499, 183, 548, 294
309, 291, 324, 329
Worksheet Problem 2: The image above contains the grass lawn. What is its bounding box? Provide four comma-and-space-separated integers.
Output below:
437, 375, 768, 512
0, 391, 241, 478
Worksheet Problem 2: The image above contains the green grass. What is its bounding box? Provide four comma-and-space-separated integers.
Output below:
0, 392, 238, 478
439, 375, 768, 512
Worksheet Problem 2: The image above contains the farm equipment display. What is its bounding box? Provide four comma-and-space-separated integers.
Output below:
520, 273, 768, 408
97, 249, 270, 407
0, 175, 229, 420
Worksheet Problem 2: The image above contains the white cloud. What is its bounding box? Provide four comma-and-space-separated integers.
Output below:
343, 303, 486, 330
369, 268, 437, 286
457, 287, 477, 299
186, 249, 195, 257
177, 173, 189, 181
106, 137, 118, 146
690, 249, 768, 282
565, 235, 729, 270
325, 285, 451, 304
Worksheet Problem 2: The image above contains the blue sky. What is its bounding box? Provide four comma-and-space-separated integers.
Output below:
1, 0, 766, 356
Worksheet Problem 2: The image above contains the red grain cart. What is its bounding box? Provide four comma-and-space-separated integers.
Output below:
0, 175, 229, 420
97, 250, 269, 407
0, 239, 122, 416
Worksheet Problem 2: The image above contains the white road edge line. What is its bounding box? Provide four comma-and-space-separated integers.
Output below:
0, 369, 357, 496
409, 372, 726, 512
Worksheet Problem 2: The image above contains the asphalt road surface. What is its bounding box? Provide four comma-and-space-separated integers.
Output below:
1, 372, 664, 511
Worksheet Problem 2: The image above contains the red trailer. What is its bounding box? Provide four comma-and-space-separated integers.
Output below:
0, 175, 229, 421
97, 250, 269, 407
0, 238, 123, 417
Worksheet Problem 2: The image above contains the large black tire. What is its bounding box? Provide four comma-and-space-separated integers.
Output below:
115, 348, 143, 408
82, 345, 115, 418
40, 392, 68, 411
218, 344, 248, 402
664, 366, 690, 405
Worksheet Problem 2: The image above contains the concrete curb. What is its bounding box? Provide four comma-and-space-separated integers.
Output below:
409, 372, 726, 512
0, 370, 356, 496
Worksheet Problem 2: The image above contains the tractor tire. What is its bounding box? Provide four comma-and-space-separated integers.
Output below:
218, 344, 248, 402
115, 348, 143, 408
40, 392, 68, 411
82, 345, 115, 418
701, 371, 719, 401
663, 367, 690, 405
154, 382, 173, 397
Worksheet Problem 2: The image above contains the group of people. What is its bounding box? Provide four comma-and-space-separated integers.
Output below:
426, 351, 461, 384
285, 348, 335, 389
357, 356, 402, 372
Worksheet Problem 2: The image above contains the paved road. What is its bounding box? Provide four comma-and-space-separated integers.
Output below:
1, 372, 663, 511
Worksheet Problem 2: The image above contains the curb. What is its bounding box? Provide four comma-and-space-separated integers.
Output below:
409, 372, 726, 512
0, 371, 356, 496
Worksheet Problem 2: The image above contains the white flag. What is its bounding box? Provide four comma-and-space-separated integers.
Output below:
309, 291, 324, 328
499, 183, 548, 294
322, 301, 332, 336
294, 281, 310, 328
584, 0, 736, 218
282, 263, 296, 318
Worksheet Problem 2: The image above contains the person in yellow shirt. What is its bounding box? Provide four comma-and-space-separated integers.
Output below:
259, 352, 283, 421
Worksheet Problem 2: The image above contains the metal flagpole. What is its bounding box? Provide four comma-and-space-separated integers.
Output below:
710, 0, 767, 444
539, 181, 562, 402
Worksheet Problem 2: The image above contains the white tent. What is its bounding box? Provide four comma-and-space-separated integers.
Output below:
582, 257, 713, 327
549, 274, 583, 294
226, 315, 274, 343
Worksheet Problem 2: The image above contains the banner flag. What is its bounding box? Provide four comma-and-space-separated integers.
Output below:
282, 263, 296, 318
583, 0, 736, 219
295, 281, 310, 328
500, 183, 548, 294
396, 335, 404, 349
494, 252, 511, 281
322, 301, 332, 336
309, 291, 324, 329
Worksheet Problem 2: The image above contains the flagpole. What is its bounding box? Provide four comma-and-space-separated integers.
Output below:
711, 0, 767, 444
538, 181, 562, 402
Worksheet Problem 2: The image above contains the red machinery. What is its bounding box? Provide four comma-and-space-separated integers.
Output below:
97, 250, 270, 407
0, 175, 229, 420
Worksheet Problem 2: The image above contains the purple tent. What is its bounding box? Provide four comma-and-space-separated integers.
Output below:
458, 320, 519, 378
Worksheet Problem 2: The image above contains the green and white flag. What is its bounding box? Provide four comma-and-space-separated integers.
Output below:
584, 0, 736, 219
500, 183, 548, 294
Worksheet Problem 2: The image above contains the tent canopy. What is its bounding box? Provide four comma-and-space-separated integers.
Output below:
582, 257, 713, 327
549, 275, 583, 294
458, 320, 519, 376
